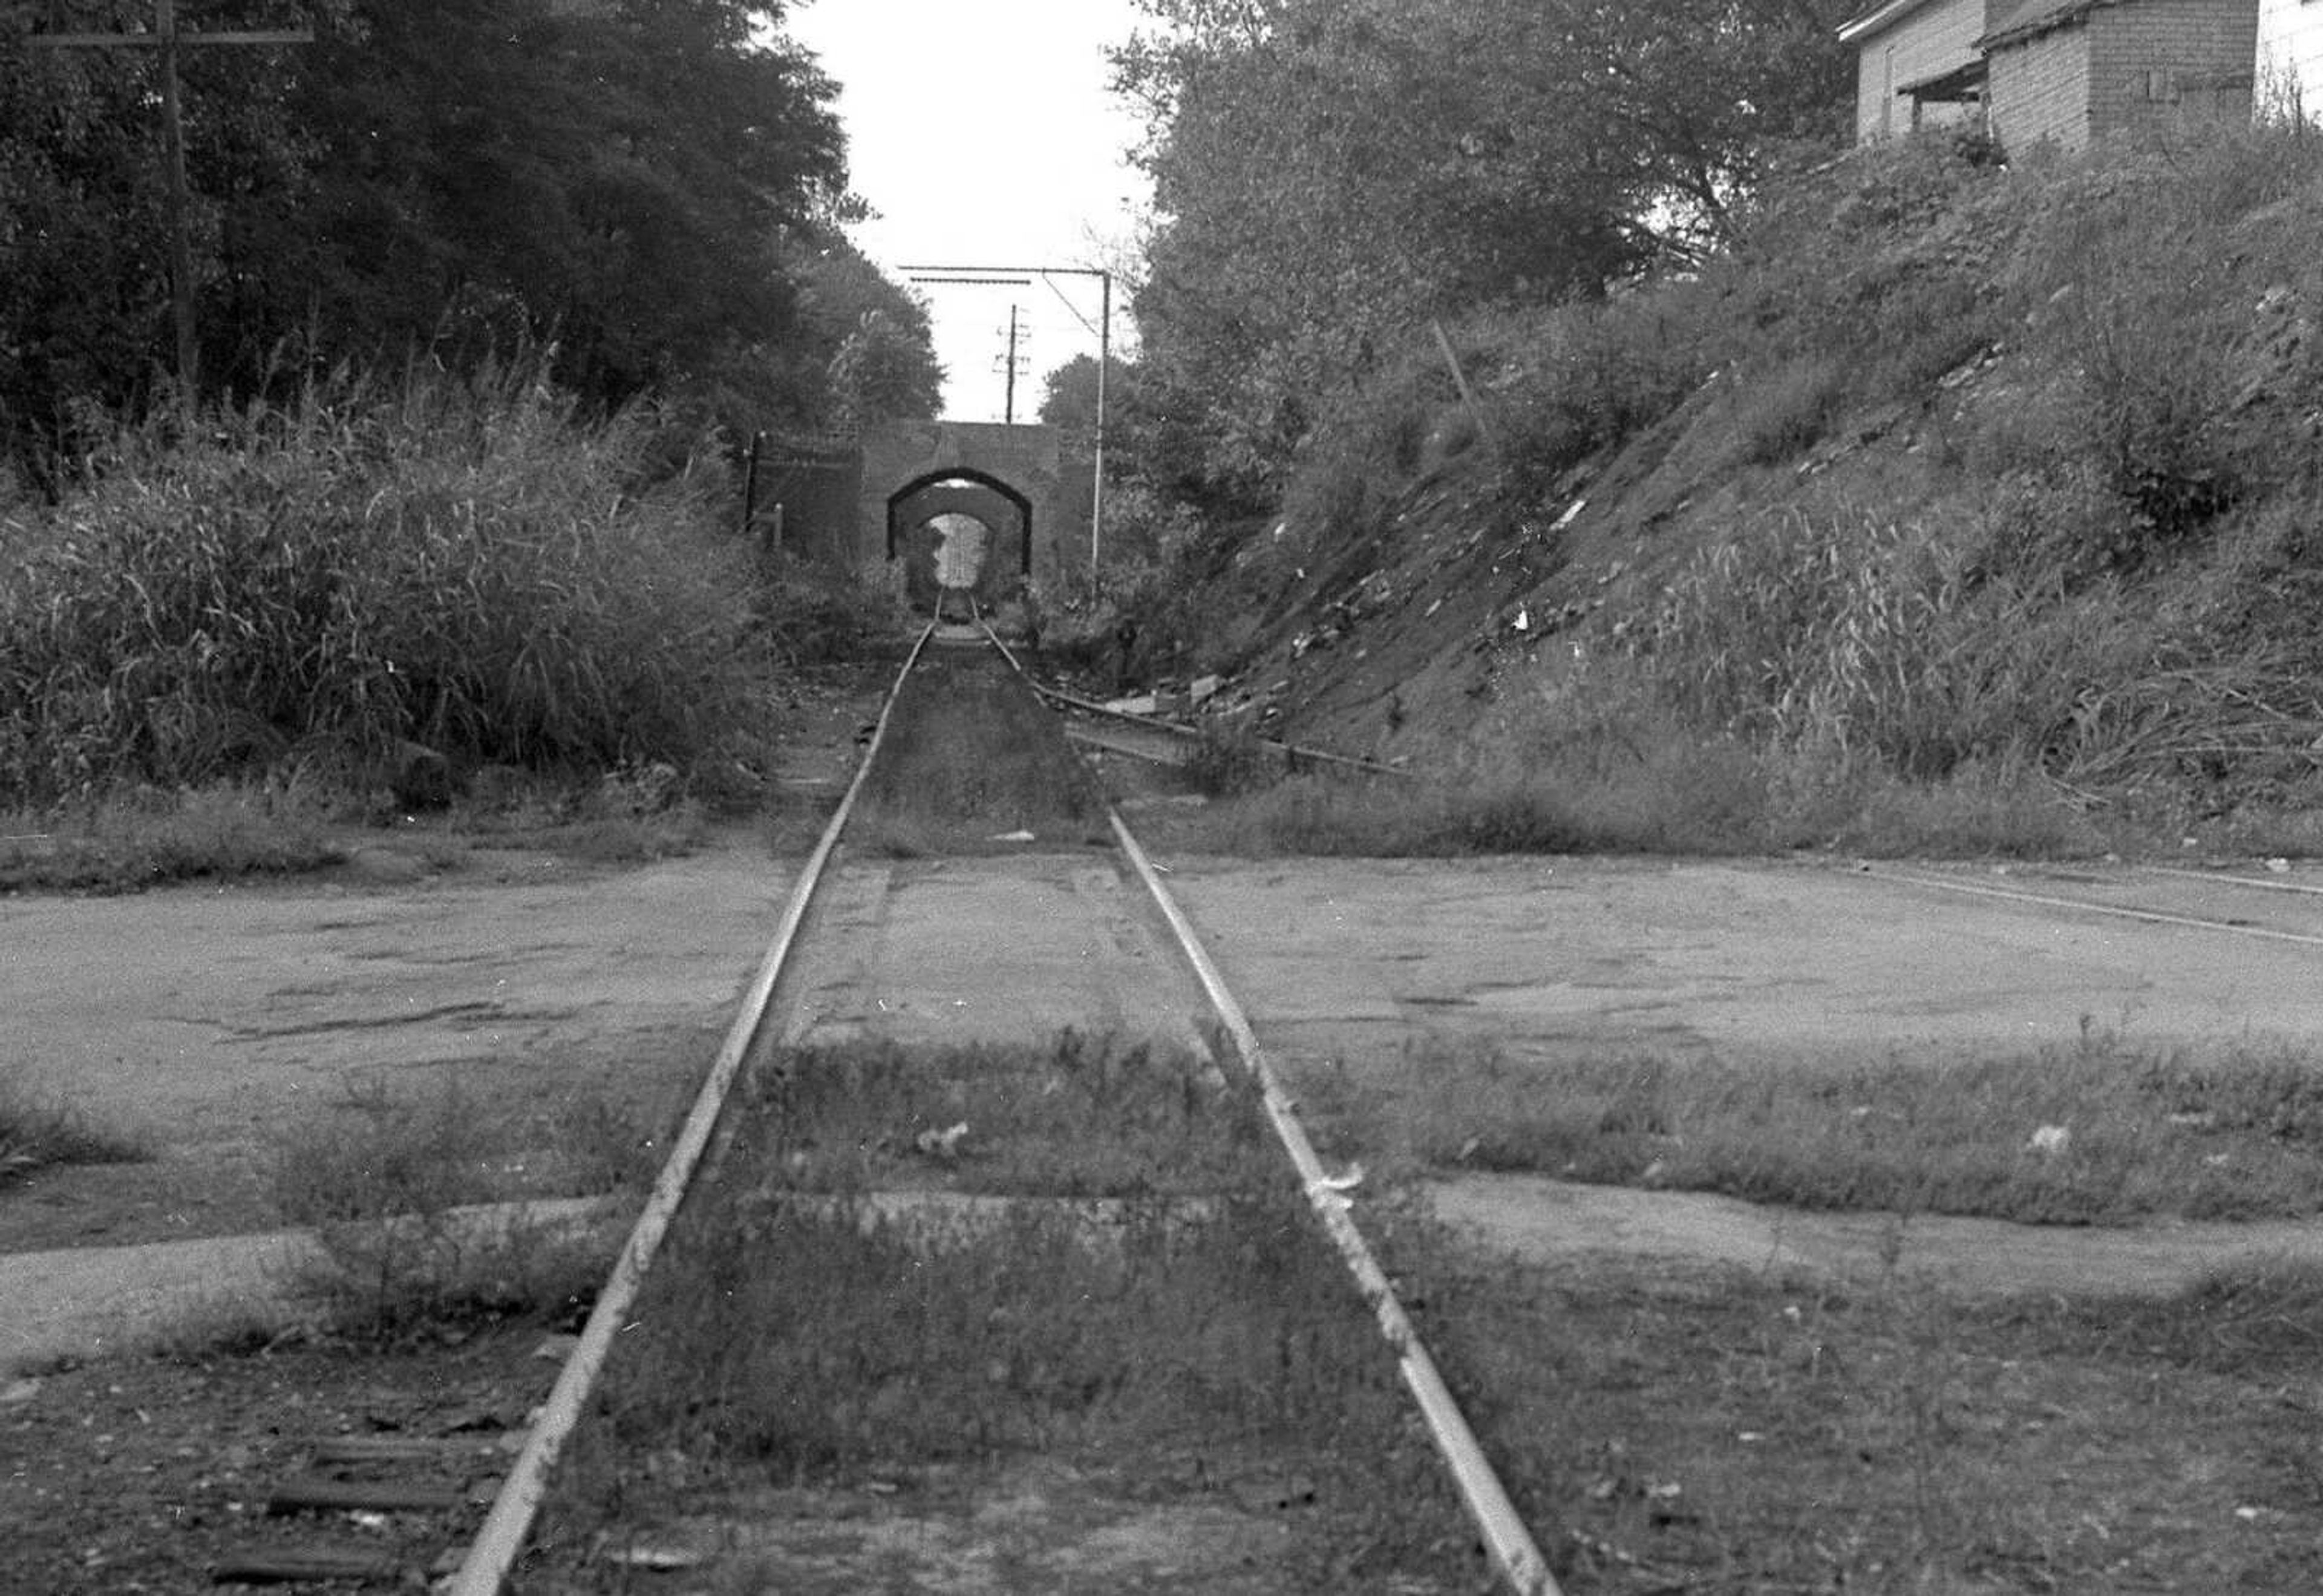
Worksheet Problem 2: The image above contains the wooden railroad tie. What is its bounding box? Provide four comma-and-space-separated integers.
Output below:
211, 1432, 518, 1587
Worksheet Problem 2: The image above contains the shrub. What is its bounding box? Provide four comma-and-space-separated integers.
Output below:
272, 1075, 637, 1338
0, 1071, 147, 1184
0, 364, 766, 802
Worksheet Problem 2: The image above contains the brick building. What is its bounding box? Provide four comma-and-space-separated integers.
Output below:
2256, 0, 2323, 119
1982, 0, 2257, 149
1841, 0, 2259, 149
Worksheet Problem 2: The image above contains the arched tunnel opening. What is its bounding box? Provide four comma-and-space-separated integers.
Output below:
887, 470, 1031, 618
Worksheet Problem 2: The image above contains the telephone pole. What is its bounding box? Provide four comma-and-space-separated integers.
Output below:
996, 304, 1030, 424
30, 2, 315, 400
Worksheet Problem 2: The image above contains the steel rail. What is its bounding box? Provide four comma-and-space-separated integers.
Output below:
1857, 862, 2323, 949
1111, 817, 1558, 1596
2137, 862, 2323, 898
981, 620, 1557, 1596
446, 623, 938, 1596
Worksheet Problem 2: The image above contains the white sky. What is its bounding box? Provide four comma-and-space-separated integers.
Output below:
780, 0, 1154, 424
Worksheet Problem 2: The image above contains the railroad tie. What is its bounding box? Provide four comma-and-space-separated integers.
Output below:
212, 1432, 517, 1588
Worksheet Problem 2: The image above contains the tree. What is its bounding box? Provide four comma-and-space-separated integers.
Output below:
1036, 352, 1136, 453
0, 1, 332, 468
0, 0, 861, 469
788, 236, 943, 428
1111, 0, 1853, 508
284, 0, 848, 407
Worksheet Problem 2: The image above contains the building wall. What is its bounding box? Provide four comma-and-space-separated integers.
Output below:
1988, 0, 2256, 151
2256, 0, 2323, 119
1852, 0, 1996, 140
2089, 0, 2259, 135
1988, 20, 2097, 147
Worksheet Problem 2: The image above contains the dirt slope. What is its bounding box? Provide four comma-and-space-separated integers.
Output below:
1150, 137, 2323, 805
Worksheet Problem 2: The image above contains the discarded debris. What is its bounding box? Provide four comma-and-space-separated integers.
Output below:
914, 1121, 970, 1160
602, 1544, 707, 1572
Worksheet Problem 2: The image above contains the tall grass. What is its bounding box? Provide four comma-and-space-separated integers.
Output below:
0, 783, 340, 891
1610, 129, 2323, 811
0, 362, 766, 803
1629, 494, 2323, 798
0, 1071, 147, 1185
271, 1073, 650, 1338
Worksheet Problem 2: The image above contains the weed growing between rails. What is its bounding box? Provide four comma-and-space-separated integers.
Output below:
1316, 1028, 2323, 1225
536, 1035, 1483, 1591
851, 648, 1114, 853
751, 1032, 1269, 1198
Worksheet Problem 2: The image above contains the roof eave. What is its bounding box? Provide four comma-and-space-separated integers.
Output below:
1977, 0, 2114, 53
1838, 0, 1944, 44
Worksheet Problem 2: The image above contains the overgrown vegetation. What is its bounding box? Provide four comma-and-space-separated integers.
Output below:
0, 2, 933, 851
0, 1073, 146, 1186
271, 1073, 653, 1338
0, 1, 939, 466
759, 1032, 1264, 1197
0, 784, 341, 891
1313, 1024, 2323, 1226
543, 1034, 1471, 1589
1112, 0, 1854, 513
1101, 123, 2323, 849
851, 647, 1112, 852
0, 367, 769, 808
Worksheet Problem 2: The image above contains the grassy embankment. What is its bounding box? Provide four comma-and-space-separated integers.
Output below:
1119, 128, 2323, 862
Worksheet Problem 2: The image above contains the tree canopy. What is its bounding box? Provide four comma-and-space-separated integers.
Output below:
1112, 0, 1855, 510
1036, 352, 1137, 455
0, 0, 933, 472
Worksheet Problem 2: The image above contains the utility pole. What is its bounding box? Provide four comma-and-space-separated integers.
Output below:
30, 2, 315, 401
996, 304, 1028, 425
1092, 270, 1111, 581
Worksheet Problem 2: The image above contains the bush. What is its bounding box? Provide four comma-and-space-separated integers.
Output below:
0, 364, 767, 802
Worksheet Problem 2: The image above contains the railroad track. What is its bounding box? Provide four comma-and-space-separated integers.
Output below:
1855, 857, 2323, 950
211, 622, 1556, 1594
